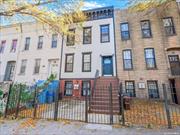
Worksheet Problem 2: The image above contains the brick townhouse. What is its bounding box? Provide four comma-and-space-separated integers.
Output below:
114, 1, 180, 103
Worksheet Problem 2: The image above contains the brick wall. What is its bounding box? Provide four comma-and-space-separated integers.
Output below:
114, 1, 180, 99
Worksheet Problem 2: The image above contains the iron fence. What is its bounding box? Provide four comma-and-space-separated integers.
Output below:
3, 82, 180, 128
120, 83, 180, 128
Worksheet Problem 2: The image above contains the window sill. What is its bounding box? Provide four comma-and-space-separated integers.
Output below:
121, 39, 130, 41
166, 33, 177, 37
82, 71, 91, 72
33, 73, 40, 75
101, 41, 110, 43
18, 73, 25, 76
142, 36, 152, 39
83, 43, 92, 45
124, 69, 133, 71
146, 68, 158, 70
66, 44, 75, 46
65, 71, 73, 73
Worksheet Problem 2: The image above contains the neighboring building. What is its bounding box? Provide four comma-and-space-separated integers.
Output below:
114, 1, 180, 103
0, 22, 62, 85
14, 23, 62, 85
0, 25, 21, 82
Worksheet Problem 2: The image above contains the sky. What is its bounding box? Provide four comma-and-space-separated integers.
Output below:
83, 0, 129, 9
0, 0, 129, 26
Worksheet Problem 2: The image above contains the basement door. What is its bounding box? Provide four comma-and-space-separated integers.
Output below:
102, 56, 113, 76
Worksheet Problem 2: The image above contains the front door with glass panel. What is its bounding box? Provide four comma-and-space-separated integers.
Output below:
102, 56, 113, 76
48, 59, 59, 78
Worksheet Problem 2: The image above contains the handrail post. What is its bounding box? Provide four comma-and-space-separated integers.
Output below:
15, 84, 22, 119
119, 83, 125, 126
4, 83, 13, 118
109, 83, 113, 125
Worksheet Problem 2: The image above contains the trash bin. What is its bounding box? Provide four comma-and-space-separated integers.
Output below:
123, 96, 131, 110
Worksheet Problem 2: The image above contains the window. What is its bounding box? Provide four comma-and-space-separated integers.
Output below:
123, 50, 133, 70
82, 53, 91, 72
147, 81, 159, 99
125, 81, 136, 97
163, 17, 176, 36
10, 39, 17, 53
100, 25, 110, 43
0, 40, 6, 54
66, 29, 75, 46
168, 55, 180, 76
82, 81, 91, 96
52, 34, 58, 48
34, 59, 41, 74
141, 20, 152, 38
120, 22, 130, 40
65, 54, 74, 72
64, 81, 73, 96
37, 36, 43, 49
20, 59, 27, 74
24, 37, 30, 50
145, 48, 156, 69
83, 27, 92, 44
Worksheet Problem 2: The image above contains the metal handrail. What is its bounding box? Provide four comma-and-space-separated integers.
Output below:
93, 69, 99, 93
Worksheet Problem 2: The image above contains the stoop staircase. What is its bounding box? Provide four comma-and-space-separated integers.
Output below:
89, 76, 120, 114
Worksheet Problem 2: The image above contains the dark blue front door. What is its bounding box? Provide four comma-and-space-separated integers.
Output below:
102, 56, 113, 76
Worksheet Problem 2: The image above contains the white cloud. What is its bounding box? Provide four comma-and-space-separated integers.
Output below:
83, 1, 105, 10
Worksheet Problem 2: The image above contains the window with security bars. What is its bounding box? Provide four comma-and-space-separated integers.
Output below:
34, 59, 41, 74
82, 81, 91, 96
147, 81, 159, 99
65, 81, 73, 96
83, 27, 92, 44
65, 54, 74, 72
24, 37, 30, 50
20, 59, 27, 74
0, 40, 6, 54
145, 48, 156, 69
37, 36, 43, 49
82, 53, 91, 72
100, 25, 110, 43
141, 20, 152, 38
66, 29, 75, 46
163, 17, 176, 36
120, 22, 130, 40
10, 39, 17, 53
52, 34, 57, 48
125, 81, 136, 97
123, 50, 133, 70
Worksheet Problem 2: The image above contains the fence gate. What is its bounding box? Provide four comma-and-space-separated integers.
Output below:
86, 84, 121, 124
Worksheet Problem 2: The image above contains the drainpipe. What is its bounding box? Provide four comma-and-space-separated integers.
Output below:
59, 34, 64, 80
112, 7, 118, 77
13, 23, 23, 83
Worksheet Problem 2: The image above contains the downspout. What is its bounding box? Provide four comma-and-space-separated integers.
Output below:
112, 7, 118, 77
59, 34, 64, 80
13, 23, 23, 83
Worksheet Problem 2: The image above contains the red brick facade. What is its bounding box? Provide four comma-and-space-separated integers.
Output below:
60, 79, 94, 99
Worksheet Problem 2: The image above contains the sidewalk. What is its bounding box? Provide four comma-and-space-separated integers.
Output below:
0, 118, 180, 135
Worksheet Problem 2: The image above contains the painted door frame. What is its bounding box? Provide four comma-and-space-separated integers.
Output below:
101, 55, 114, 76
